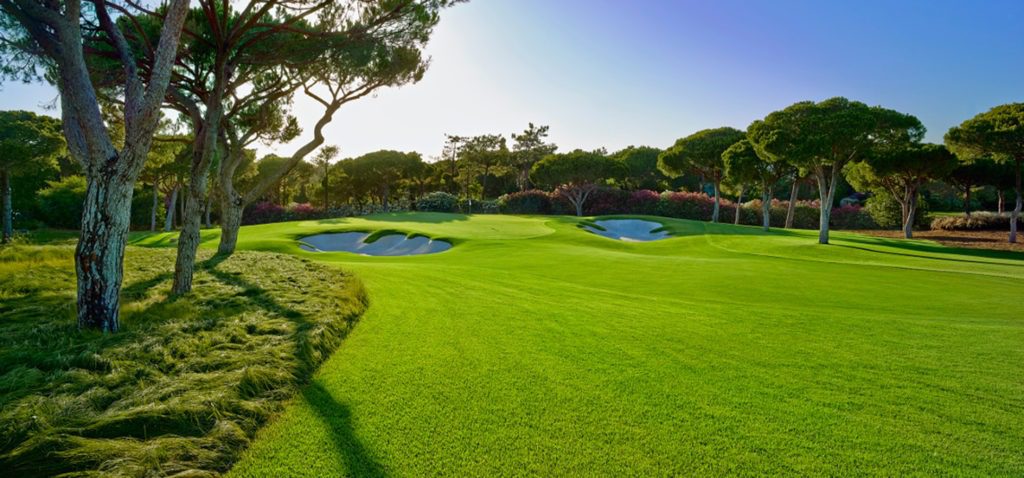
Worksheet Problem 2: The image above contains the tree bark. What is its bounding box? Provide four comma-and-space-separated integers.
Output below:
76, 173, 137, 332
1, 169, 11, 243
761, 186, 772, 232
785, 181, 799, 229
733, 186, 744, 225
1010, 158, 1022, 244
814, 166, 841, 245
149, 181, 159, 231
903, 186, 917, 239
997, 190, 1005, 214
164, 186, 178, 232
964, 185, 972, 217
711, 180, 720, 223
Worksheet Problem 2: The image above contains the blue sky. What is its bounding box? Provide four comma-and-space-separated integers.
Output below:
2, 0, 1022, 159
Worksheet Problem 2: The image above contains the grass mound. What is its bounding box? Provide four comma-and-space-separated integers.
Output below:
0, 246, 367, 476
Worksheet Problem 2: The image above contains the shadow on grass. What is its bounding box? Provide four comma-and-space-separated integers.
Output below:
303, 382, 388, 478
835, 235, 1024, 264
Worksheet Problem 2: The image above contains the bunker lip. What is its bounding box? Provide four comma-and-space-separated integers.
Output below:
583, 219, 670, 242
298, 232, 452, 256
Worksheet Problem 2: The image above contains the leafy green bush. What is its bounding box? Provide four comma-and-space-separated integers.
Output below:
931, 212, 1023, 231
0, 246, 367, 476
416, 191, 459, 212
35, 176, 86, 229
863, 191, 930, 229
498, 190, 552, 214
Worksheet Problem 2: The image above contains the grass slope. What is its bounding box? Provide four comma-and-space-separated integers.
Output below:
0, 246, 366, 476
208, 213, 1024, 477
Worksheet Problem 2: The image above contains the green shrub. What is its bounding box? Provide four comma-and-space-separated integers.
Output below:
498, 190, 552, 214
416, 191, 458, 212
863, 190, 930, 229
36, 176, 86, 229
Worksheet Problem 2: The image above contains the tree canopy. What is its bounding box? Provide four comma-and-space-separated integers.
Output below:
531, 150, 623, 216
659, 127, 745, 222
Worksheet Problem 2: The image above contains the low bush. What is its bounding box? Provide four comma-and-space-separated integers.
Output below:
931, 211, 1024, 231
0, 246, 367, 476
863, 191, 930, 230
416, 191, 459, 212
498, 190, 552, 214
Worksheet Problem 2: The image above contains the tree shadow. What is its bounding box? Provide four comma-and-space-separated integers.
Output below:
302, 382, 388, 478
834, 235, 1024, 265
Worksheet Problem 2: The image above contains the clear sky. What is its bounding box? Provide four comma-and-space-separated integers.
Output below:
2, 0, 1022, 160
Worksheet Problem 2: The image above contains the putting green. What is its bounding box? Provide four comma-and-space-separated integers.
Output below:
143, 213, 1024, 476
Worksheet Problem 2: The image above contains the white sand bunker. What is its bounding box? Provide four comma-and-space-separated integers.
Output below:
583, 219, 670, 242
299, 232, 451, 256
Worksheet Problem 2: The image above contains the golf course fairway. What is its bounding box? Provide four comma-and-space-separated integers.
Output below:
134, 213, 1024, 476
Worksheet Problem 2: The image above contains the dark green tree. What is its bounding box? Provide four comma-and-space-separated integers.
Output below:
723, 139, 789, 231
0, 111, 64, 242
849, 144, 958, 238
531, 150, 623, 216
510, 123, 556, 191
659, 127, 745, 223
945, 103, 1024, 243
748, 97, 923, 244
612, 146, 666, 191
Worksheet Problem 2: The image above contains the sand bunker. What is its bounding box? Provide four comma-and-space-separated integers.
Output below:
583, 219, 670, 242
299, 232, 451, 256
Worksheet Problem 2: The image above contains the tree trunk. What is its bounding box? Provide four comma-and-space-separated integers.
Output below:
172, 180, 206, 294
998, 190, 1005, 214
734, 186, 744, 225
1010, 158, 1022, 244
218, 191, 244, 255
785, 181, 799, 229
164, 186, 178, 231
150, 181, 158, 231
711, 181, 720, 223
75, 174, 136, 332
204, 195, 211, 228
903, 186, 917, 239
815, 166, 840, 245
761, 187, 772, 232
1, 169, 11, 243
964, 185, 972, 217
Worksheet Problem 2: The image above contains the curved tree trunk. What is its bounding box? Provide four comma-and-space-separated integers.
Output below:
1, 169, 11, 243
711, 181, 720, 223
903, 186, 917, 239
785, 181, 799, 229
218, 189, 244, 256
164, 186, 178, 232
172, 170, 209, 294
998, 190, 1005, 214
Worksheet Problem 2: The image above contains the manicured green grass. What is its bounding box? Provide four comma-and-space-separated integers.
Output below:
130, 213, 1023, 476
0, 246, 366, 476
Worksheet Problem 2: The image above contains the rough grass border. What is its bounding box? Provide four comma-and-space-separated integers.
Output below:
0, 246, 368, 476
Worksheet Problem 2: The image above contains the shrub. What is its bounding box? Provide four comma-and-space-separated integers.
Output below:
931, 212, 1024, 231
627, 190, 662, 215
583, 188, 631, 215
416, 191, 459, 212
830, 204, 878, 229
863, 191, 930, 229
36, 176, 87, 229
498, 190, 552, 214
656, 191, 718, 221
243, 202, 287, 225
458, 198, 499, 214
